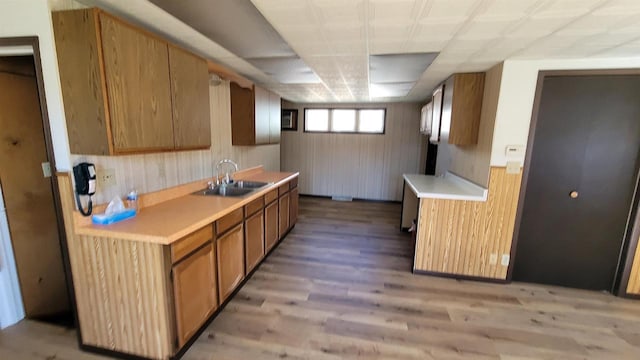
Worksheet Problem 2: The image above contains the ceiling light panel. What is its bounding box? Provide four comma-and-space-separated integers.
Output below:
369, 53, 439, 84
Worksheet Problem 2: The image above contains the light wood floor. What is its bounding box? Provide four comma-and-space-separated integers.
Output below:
2, 197, 640, 359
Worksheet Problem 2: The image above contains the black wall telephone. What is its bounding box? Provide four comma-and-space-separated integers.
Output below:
73, 162, 96, 216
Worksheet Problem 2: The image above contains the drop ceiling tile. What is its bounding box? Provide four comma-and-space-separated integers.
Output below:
369, 0, 417, 24
475, 0, 542, 20
456, 19, 519, 40
315, 1, 363, 25
427, 0, 483, 19
406, 39, 449, 53
532, 0, 604, 18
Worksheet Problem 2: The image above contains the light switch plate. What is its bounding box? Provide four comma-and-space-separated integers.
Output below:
501, 254, 510, 267
506, 161, 521, 174
99, 168, 116, 187
41, 162, 51, 178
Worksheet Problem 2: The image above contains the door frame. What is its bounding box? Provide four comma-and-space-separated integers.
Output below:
508, 69, 640, 297
0, 37, 79, 324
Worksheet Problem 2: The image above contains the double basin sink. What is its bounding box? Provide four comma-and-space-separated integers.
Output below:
192, 180, 270, 197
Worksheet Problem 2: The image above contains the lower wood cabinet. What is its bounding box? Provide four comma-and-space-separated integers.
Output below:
172, 243, 217, 347
216, 224, 245, 302
279, 192, 290, 239
245, 210, 265, 273
265, 200, 279, 251
290, 187, 299, 226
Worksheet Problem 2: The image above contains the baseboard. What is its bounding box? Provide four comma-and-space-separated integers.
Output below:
412, 269, 509, 284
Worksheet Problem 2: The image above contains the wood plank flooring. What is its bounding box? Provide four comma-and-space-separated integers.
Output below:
2, 196, 640, 359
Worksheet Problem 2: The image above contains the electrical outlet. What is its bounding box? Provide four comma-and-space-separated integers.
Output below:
99, 168, 116, 187
489, 254, 498, 265
506, 161, 521, 174
501, 254, 510, 267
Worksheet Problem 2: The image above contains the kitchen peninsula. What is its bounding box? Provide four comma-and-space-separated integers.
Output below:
58, 166, 299, 360
403, 168, 522, 281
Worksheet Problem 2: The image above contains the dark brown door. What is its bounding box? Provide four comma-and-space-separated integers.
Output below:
0, 56, 70, 316
514, 75, 640, 291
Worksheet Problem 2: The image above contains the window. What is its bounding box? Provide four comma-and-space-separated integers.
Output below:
304, 108, 385, 134
331, 109, 356, 132
304, 109, 329, 132
358, 109, 385, 133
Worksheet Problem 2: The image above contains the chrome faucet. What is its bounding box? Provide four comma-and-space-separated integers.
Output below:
216, 159, 238, 185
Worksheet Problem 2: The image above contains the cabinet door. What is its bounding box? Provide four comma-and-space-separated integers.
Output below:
269, 91, 281, 144
289, 187, 299, 226
245, 210, 265, 273
173, 243, 217, 347
169, 46, 211, 149
265, 201, 279, 252
420, 102, 433, 135
254, 86, 271, 145
216, 224, 245, 302
230, 82, 256, 145
429, 84, 444, 144
279, 193, 290, 240
100, 14, 174, 152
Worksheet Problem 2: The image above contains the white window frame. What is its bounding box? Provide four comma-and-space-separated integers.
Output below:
304, 108, 386, 134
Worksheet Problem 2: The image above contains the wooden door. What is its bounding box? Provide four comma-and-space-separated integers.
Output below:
100, 13, 174, 152
514, 75, 640, 291
216, 224, 244, 302
279, 193, 290, 240
289, 187, 299, 226
172, 243, 217, 347
0, 56, 69, 317
254, 86, 270, 145
245, 210, 264, 273
168, 46, 211, 149
269, 91, 281, 144
265, 201, 278, 252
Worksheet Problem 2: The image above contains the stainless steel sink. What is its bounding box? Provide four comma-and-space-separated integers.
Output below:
231, 180, 269, 189
192, 185, 253, 197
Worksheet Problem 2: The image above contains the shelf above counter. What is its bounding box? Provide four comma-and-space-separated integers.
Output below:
403, 172, 487, 201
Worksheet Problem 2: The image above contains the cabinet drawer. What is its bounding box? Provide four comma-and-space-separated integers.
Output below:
265, 189, 278, 204
216, 208, 243, 236
245, 197, 264, 217
278, 183, 289, 196
171, 225, 213, 264
289, 177, 298, 189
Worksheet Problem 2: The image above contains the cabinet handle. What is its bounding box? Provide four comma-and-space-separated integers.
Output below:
569, 191, 579, 199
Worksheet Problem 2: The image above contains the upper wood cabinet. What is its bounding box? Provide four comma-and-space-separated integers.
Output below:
52, 8, 211, 155
169, 46, 211, 150
431, 73, 485, 146
420, 102, 433, 135
230, 82, 281, 145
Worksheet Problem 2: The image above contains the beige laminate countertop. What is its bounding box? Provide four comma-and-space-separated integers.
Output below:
75, 171, 298, 245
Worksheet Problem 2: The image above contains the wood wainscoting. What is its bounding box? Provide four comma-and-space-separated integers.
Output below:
414, 167, 522, 279
628, 239, 640, 295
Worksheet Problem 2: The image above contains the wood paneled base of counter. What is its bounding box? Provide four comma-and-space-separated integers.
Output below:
414, 167, 523, 279
626, 237, 640, 295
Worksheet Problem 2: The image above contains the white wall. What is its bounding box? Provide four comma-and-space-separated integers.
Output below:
491, 57, 640, 166
0, 0, 71, 170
